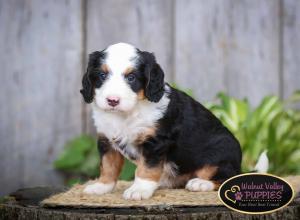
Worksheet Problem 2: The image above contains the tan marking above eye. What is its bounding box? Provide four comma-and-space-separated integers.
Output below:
100, 64, 110, 73
123, 66, 134, 75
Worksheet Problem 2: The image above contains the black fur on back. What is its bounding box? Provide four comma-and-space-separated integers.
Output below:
140, 86, 242, 183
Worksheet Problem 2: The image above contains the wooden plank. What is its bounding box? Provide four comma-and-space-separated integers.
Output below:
86, 0, 173, 80
174, 0, 228, 102
84, 0, 173, 133
175, 0, 280, 106
225, 0, 280, 106
282, 0, 300, 103
0, 0, 83, 196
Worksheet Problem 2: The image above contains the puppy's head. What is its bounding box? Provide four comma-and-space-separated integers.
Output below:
80, 43, 165, 112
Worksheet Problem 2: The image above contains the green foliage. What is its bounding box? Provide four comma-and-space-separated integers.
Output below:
205, 91, 300, 175
54, 90, 300, 183
54, 135, 136, 183
119, 159, 136, 180
54, 135, 99, 177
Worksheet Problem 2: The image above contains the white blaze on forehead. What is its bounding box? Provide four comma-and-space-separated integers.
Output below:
93, 43, 139, 112
105, 43, 137, 74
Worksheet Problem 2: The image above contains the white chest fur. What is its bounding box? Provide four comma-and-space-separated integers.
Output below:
92, 94, 170, 160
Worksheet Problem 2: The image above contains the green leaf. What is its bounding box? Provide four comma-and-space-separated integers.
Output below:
77, 147, 99, 177
206, 91, 300, 175
235, 99, 249, 122
67, 178, 83, 187
119, 159, 136, 181
54, 135, 96, 170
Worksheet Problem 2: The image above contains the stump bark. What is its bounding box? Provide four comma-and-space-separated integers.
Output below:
1, 187, 300, 220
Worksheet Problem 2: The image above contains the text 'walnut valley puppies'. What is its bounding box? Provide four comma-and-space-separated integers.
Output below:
80, 43, 243, 200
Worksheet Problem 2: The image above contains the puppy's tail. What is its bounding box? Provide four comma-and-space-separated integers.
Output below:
253, 150, 269, 173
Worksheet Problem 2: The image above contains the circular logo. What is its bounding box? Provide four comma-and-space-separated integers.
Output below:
218, 173, 295, 214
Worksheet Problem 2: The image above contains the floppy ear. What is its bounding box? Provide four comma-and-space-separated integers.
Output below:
80, 70, 94, 103
80, 51, 103, 103
141, 52, 165, 102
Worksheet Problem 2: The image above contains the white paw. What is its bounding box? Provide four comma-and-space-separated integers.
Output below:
185, 178, 215, 192
123, 177, 158, 200
83, 182, 115, 195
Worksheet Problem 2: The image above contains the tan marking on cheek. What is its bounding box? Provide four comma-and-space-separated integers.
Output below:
137, 89, 145, 100
123, 66, 134, 75
99, 149, 124, 184
135, 126, 156, 145
195, 165, 218, 180
136, 158, 162, 182
100, 64, 110, 73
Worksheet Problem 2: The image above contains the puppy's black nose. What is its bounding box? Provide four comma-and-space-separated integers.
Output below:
106, 96, 120, 107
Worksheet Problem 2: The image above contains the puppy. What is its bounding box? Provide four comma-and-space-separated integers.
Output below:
80, 43, 242, 200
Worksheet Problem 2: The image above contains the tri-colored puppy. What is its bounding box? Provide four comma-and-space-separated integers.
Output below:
80, 43, 242, 200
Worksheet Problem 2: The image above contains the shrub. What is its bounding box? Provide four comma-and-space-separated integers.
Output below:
54, 135, 136, 185
205, 91, 300, 175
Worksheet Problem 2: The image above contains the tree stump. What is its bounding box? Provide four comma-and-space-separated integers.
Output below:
1, 187, 300, 220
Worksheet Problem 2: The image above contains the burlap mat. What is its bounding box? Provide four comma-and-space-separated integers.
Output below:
42, 176, 300, 208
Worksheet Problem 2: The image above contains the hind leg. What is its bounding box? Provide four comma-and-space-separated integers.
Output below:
185, 178, 217, 191
185, 165, 219, 192
185, 162, 240, 192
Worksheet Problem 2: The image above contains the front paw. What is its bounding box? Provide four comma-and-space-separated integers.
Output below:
83, 182, 115, 195
123, 177, 158, 200
123, 185, 154, 200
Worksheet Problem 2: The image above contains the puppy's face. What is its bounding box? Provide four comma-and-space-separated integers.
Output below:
80, 43, 165, 112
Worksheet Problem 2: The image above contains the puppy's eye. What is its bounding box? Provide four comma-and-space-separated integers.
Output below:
126, 74, 135, 82
99, 73, 107, 80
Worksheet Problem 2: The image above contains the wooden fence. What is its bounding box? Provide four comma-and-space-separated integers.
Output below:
0, 0, 299, 196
